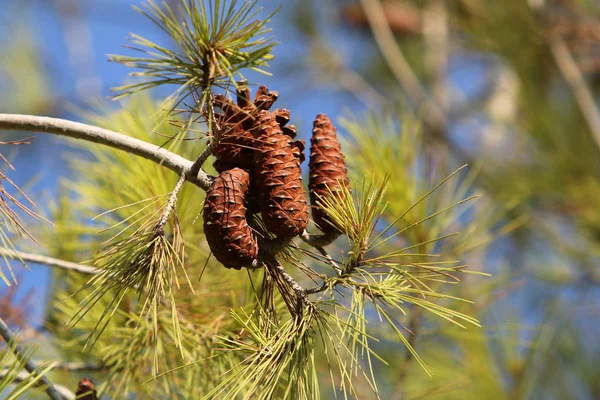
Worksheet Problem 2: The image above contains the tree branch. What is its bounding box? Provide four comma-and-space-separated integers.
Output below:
0, 114, 213, 190
550, 36, 600, 153
158, 173, 186, 229
300, 230, 340, 248
33, 361, 105, 372
0, 318, 65, 400
300, 231, 342, 274
0, 248, 98, 275
359, 0, 446, 127
0, 369, 75, 400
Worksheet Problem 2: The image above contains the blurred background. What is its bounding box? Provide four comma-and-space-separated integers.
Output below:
1, 0, 600, 398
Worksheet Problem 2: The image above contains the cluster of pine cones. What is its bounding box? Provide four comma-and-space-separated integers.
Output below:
203, 84, 350, 270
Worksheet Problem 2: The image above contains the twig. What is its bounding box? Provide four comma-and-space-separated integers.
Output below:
189, 141, 216, 181
188, 61, 217, 179
33, 361, 105, 372
300, 230, 342, 274
304, 281, 329, 295
0, 369, 75, 400
0, 248, 98, 275
157, 173, 186, 229
550, 35, 600, 153
266, 260, 307, 301
359, 0, 446, 127
262, 257, 311, 319
0, 114, 213, 190
0, 318, 65, 400
259, 237, 292, 258
300, 230, 340, 248
315, 247, 342, 275
423, 0, 449, 135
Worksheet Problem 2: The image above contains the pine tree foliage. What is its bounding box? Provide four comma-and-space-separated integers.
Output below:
0, 0, 532, 399
0, 337, 57, 400
110, 0, 277, 104
287, 0, 600, 398
34, 94, 491, 399
0, 137, 53, 287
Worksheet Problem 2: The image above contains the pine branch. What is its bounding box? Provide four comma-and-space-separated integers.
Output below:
157, 173, 186, 229
299, 231, 342, 274
359, 0, 446, 125
266, 259, 307, 301
0, 248, 98, 275
0, 113, 213, 190
110, 0, 277, 101
0, 318, 64, 400
33, 361, 105, 372
550, 35, 600, 153
0, 369, 75, 400
300, 230, 340, 248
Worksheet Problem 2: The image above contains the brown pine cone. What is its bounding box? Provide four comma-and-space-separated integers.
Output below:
213, 96, 256, 172
75, 378, 98, 400
254, 110, 309, 238
212, 86, 283, 173
309, 114, 350, 234
203, 168, 259, 269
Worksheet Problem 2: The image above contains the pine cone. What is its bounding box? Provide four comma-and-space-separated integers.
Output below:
212, 86, 282, 173
212, 95, 257, 172
254, 110, 309, 237
75, 378, 98, 400
309, 114, 350, 234
203, 168, 259, 269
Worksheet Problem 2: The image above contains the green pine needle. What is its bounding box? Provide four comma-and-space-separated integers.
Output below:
69, 196, 190, 362
204, 306, 320, 400
0, 138, 49, 286
0, 336, 57, 400
312, 170, 481, 377
110, 0, 277, 104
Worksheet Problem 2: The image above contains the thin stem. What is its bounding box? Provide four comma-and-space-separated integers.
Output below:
33, 361, 105, 372
0, 318, 64, 400
158, 173, 186, 229
259, 237, 292, 257
550, 35, 600, 153
301, 233, 342, 273
189, 141, 216, 180
266, 260, 307, 301
300, 230, 340, 248
315, 246, 342, 275
0, 369, 75, 400
359, 0, 446, 127
0, 114, 213, 190
0, 248, 98, 275
305, 282, 329, 295
189, 59, 217, 179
